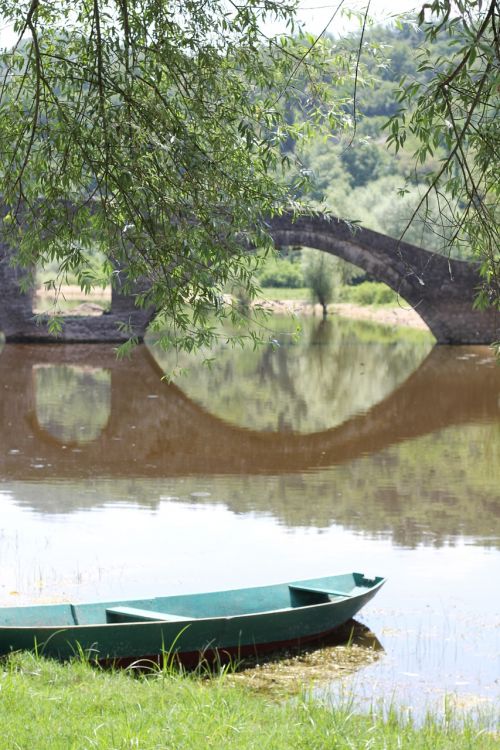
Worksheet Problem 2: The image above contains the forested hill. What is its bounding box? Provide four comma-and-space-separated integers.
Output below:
297, 24, 471, 258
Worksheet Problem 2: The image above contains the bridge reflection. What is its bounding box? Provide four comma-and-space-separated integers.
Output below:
0, 343, 498, 481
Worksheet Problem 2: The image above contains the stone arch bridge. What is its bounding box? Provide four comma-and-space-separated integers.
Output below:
0, 214, 498, 343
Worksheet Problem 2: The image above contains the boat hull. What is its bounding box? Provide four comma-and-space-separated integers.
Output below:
0, 573, 385, 662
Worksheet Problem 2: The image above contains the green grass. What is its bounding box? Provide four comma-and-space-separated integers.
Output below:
0, 653, 497, 749
257, 286, 310, 301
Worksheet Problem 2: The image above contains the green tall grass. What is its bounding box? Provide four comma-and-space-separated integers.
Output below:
0, 653, 497, 749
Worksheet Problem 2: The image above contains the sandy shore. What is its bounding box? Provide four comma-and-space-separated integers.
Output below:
256, 299, 429, 331
332, 302, 428, 330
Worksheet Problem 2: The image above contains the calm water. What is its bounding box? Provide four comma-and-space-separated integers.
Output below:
0, 316, 499, 720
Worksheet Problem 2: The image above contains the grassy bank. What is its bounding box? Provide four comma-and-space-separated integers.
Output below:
0, 653, 497, 749
258, 286, 310, 301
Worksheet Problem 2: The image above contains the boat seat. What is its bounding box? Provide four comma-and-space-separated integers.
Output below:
289, 584, 349, 598
106, 606, 192, 623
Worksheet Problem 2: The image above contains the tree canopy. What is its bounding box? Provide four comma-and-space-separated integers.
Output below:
0, 0, 352, 349
0, 0, 498, 349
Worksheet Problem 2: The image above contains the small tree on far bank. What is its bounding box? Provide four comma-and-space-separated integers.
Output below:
302, 249, 335, 319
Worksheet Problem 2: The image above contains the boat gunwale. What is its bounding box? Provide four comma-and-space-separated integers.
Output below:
0, 576, 386, 631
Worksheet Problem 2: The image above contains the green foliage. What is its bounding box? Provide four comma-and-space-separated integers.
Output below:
339, 141, 394, 188
301, 248, 338, 315
343, 281, 398, 306
386, 0, 500, 307
297, 138, 352, 203
0, 0, 354, 352
331, 175, 473, 258
258, 256, 304, 288
296, 21, 459, 246
298, 17, 496, 274
347, 23, 451, 119
37, 254, 109, 290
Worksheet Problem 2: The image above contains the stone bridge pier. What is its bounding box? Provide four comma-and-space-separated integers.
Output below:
0, 243, 155, 342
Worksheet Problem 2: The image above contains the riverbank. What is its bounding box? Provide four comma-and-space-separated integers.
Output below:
34, 285, 429, 332
0, 653, 497, 749
256, 298, 430, 331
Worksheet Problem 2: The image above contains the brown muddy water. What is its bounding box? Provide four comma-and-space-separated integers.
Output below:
0, 316, 498, 721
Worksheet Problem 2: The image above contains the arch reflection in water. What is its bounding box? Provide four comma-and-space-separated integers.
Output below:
34, 364, 111, 445
0, 332, 498, 546
0, 345, 499, 479
151, 316, 434, 433
0, 337, 497, 480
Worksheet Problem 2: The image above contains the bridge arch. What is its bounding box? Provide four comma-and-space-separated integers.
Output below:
0, 214, 498, 344
268, 214, 498, 344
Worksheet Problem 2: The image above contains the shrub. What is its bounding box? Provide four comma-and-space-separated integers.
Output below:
349, 281, 398, 305
302, 249, 336, 317
258, 258, 305, 288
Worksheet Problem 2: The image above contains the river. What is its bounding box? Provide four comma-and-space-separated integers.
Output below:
0, 315, 498, 720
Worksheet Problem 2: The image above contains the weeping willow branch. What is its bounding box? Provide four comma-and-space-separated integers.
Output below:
387, 0, 500, 310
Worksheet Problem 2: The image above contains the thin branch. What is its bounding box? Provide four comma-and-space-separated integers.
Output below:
271, 0, 346, 106
10, 3, 42, 205
343, 0, 371, 151
436, 0, 498, 91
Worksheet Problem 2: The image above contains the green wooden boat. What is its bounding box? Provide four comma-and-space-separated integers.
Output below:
0, 572, 385, 663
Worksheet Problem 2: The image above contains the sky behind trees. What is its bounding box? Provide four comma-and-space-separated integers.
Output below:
0, 1, 419, 48
265, 0, 419, 36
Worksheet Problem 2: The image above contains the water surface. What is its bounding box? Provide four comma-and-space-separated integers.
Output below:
0, 317, 498, 720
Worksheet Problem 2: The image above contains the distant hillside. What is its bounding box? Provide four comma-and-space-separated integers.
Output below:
294, 23, 472, 259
